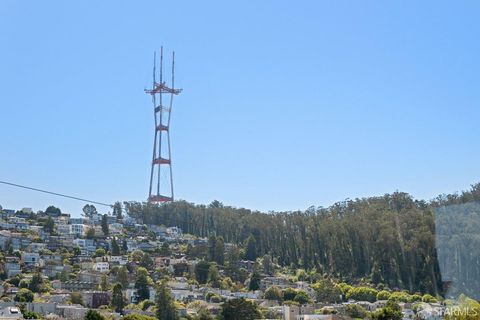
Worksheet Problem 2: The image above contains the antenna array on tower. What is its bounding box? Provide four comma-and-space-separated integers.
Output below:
144, 47, 182, 203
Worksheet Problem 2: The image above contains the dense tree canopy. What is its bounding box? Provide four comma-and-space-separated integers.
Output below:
124, 183, 480, 295
264, 285, 283, 301
14, 288, 34, 302
312, 279, 342, 303
45, 205, 61, 216
29, 272, 48, 293
101, 214, 109, 236
111, 283, 125, 313
220, 298, 261, 320
195, 260, 211, 284
346, 286, 378, 303
82, 204, 97, 217
43, 216, 55, 233
155, 282, 178, 320
135, 267, 151, 302
116, 266, 129, 289
113, 201, 123, 220
111, 237, 120, 255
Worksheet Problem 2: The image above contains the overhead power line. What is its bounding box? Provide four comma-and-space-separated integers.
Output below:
0, 180, 112, 208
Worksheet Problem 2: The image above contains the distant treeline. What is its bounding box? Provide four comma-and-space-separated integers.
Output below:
124, 183, 480, 296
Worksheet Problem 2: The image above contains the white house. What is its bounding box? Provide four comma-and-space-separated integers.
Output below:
57, 224, 71, 236
107, 256, 128, 265
92, 262, 109, 273
125, 287, 157, 303
109, 223, 123, 235
70, 224, 86, 237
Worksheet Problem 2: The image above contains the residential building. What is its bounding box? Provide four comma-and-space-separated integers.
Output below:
107, 255, 128, 265
56, 305, 88, 320
56, 223, 71, 236
69, 218, 85, 225
5, 257, 21, 278
92, 262, 109, 273
260, 276, 291, 290
82, 291, 110, 308
21, 252, 40, 266
70, 224, 86, 237
77, 271, 102, 284
0, 306, 23, 320
62, 281, 97, 291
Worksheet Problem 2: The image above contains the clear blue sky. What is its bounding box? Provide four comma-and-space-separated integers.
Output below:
1, 1, 479, 216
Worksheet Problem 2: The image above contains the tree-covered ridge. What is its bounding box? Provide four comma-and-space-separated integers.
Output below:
124, 184, 480, 295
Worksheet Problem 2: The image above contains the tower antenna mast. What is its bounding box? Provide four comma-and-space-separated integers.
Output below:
145, 47, 182, 203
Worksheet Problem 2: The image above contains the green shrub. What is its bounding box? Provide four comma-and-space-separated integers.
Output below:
14, 288, 34, 303
283, 288, 297, 301
376, 290, 391, 301
422, 294, 438, 303
264, 285, 283, 301
312, 279, 342, 303
346, 286, 378, 302
345, 304, 368, 318
388, 291, 410, 303
22, 310, 41, 319
293, 290, 311, 305
371, 300, 402, 320
409, 294, 422, 302
140, 299, 155, 310
335, 282, 353, 295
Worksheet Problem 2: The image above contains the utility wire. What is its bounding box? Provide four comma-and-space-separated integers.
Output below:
0, 180, 112, 208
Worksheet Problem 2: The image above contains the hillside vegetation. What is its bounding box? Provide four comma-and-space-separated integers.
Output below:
125, 183, 480, 296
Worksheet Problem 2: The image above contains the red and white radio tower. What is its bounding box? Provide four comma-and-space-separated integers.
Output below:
145, 47, 182, 203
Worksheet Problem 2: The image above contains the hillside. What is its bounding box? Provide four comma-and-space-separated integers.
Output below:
124, 183, 480, 297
